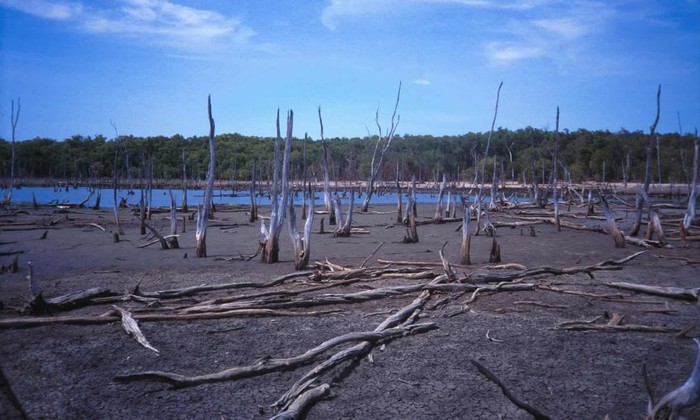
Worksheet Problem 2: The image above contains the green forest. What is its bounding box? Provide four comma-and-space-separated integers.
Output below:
0, 128, 697, 187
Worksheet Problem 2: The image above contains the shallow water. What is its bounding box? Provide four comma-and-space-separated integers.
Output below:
2, 185, 476, 208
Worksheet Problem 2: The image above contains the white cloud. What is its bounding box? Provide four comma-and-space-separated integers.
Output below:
485, 42, 544, 63
82, 0, 255, 49
319, 0, 559, 29
0, 0, 82, 20
412, 79, 432, 85
1, 0, 257, 51
533, 17, 590, 39
321, 0, 402, 30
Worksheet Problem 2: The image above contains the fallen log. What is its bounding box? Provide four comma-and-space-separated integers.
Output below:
467, 251, 646, 284
272, 291, 433, 411
555, 316, 685, 334
606, 282, 700, 301
0, 308, 342, 329
270, 384, 330, 420
113, 322, 436, 388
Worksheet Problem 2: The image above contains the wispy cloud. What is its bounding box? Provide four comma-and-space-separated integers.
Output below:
2, 0, 257, 51
320, 0, 616, 68
480, 2, 616, 65
412, 78, 432, 85
319, 0, 559, 29
485, 42, 545, 63
0, 0, 82, 20
321, 0, 402, 30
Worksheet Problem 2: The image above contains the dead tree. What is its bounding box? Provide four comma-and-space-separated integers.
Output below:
249, 159, 258, 222
288, 189, 314, 270
434, 174, 446, 223
460, 205, 472, 265
168, 191, 179, 249
646, 338, 700, 420
361, 82, 402, 212
631, 85, 661, 236
261, 110, 293, 263
476, 82, 503, 204
8, 98, 20, 203
599, 193, 625, 248
683, 129, 699, 231
181, 147, 188, 212
195, 95, 216, 258
112, 149, 124, 236
552, 106, 561, 231
395, 162, 403, 224
318, 107, 335, 225
489, 158, 498, 209
403, 177, 419, 243
301, 133, 308, 220
332, 190, 354, 237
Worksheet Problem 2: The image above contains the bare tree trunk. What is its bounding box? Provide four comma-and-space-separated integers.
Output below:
302, 133, 308, 220
684, 129, 699, 230
288, 187, 314, 270
249, 159, 258, 222
395, 162, 403, 224
361, 82, 402, 212
169, 190, 179, 249
332, 190, 355, 238
403, 177, 419, 243
112, 149, 124, 236
631, 85, 661, 236
476, 82, 503, 204
489, 158, 498, 209
552, 106, 561, 231
318, 108, 334, 225
5, 98, 20, 204
599, 193, 625, 248
181, 147, 188, 212
261, 110, 293, 263
195, 95, 216, 258
434, 174, 446, 223
460, 206, 472, 265
656, 135, 662, 185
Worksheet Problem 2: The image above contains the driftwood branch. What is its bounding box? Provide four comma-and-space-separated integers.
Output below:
471, 359, 551, 420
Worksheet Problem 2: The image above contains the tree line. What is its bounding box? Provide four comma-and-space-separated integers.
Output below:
0, 128, 696, 187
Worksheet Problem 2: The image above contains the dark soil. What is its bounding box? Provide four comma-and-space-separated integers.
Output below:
0, 202, 698, 419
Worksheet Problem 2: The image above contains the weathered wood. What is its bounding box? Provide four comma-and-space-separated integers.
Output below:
631, 85, 661, 236
273, 291, 432, 410
195, 95, 216, 258
647, 338, 700, 420
606, 282, 699, 301
460, 206, 472, 265
434, 173, 446, 223
333, 189, 354, 237
168, 191, 179, 249
489, 237, 501, 263
262, 110, 293, 263
270, 384, 330, 420
361, 82, 402, 212
600, 194, 625, 248
113, 305, 159, 354
288, 189, 314, 270
113, 323, 435, 388
0, 308, 340, 329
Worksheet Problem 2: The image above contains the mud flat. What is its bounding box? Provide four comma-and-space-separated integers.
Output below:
0, 202, 698, 419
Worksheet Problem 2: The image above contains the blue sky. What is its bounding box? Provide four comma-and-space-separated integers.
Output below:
1, 0, 699, 141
